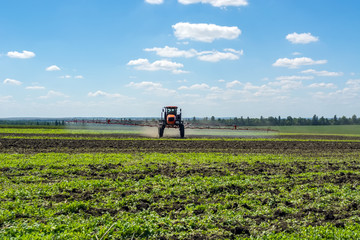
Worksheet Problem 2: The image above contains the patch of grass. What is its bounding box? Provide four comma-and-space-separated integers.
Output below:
0, 126, 142, 135
275, 125, 360, 136
1, 152, 360, 239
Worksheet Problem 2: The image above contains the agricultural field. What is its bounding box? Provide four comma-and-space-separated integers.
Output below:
1, 126, 360, 239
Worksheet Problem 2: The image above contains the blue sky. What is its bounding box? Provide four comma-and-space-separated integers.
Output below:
1, 0, 360, 118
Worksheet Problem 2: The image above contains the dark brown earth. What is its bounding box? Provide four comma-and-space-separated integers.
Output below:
2, 132, 360, 140
1, 135, 360, 154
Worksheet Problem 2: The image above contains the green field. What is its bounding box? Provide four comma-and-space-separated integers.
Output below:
273, 125, 360, 135
2, 124, 360, 137
1, 153, 360, 239
0, 125, 143, 135
1, 126, 360, 239
0, 153, 360, 239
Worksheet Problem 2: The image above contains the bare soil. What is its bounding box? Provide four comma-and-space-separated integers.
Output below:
1, 135, 360, 154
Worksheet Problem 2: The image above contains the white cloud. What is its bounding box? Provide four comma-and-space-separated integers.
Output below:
39, 90, 68, 99
292, 52, 302, 56
46, 65, 61, 71
59, 75, 72, 79
276, 75, 314, 81
144, 46, 197, 58
286, 32, 319, 44
57, 74, 84, 79
222, 82, 281, 98
0, 96, 13, 103
273, 57, 327, 69
173, 69, 189, 74
243, 82, 263, 91
145, 46, 243, 62
226, 80, 242, 88
88, 90, 127, 98
145, 0, 164, 4
3, 78, 22, 86
7, 50, 35, 59
127, 81, 163, 89
197, 49, 243, 62
308, 83, 336, 88
127, 81, 176, 95
172, 22, 241, 42
269, 80, 303, 90
252, 85, 281, 97
26, 86, 45, 90
177, 79, 188, 83
178, 0, 248, 7
210, 86, 222, 92
301, 69, 343, 77
178, 83, 210, 90
334, 81, 360, 98
127, 58, 187, 74
312, 79, 360, 100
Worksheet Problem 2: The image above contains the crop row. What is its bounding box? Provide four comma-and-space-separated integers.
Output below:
0, 127, 143, 135
1, 152, 360, 239
3, 125, 360, 136
3, 134, 360, 143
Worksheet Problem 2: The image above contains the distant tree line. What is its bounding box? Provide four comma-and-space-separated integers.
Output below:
1, 115, 360, 127
188, 115, 360, 126
0, 120, 65, 126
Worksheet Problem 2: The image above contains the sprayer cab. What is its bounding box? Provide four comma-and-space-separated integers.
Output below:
158, 106, 185, 138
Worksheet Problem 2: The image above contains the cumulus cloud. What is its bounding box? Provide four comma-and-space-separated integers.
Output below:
273, 57, 327, 69
276, 75, 314, 81
26, 86, 45, 90
226, 80, 242, 88
210, 86, 222, 92
127, 58, 187, 74
221, 82, 281, 98
46, 65, 61, 71
172, 22, 241, 42
59, 75, 72, 79
127, 81, 176, 95
198, 49, 243, 62
347, 79, 360, 86
178, 0, 248, 7
269, 80, 303, 90
0, 96, 13, 103
88, 90, 127, 98
145, 46, 243, 62
3, 78, 22, 86
39, 90, 68, 99
58, 75, 84, 79
286, 32, 319, 44
308, 83, 336, 88
145, 0, 164, 4
301, 69, 343, 77
312, 79, 360, 100
127, 81, 163, 90
7, 50, 35, 59
144, 46, 197, 58
178, 83, 210, 90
